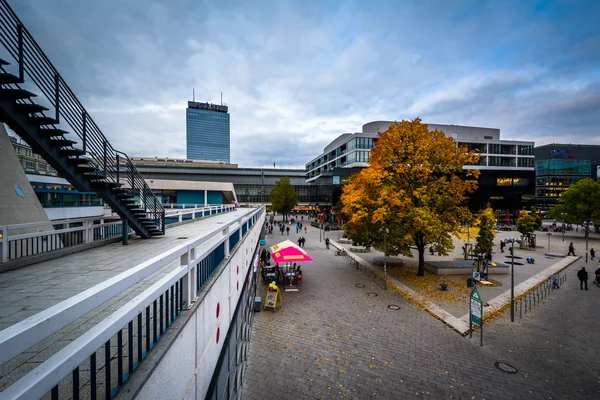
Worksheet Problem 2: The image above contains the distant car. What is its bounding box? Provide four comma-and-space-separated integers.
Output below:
498, 225, 515, 231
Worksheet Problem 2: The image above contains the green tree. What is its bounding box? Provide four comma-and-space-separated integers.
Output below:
555, 178, 600, 235
474, 208, 495, 257
341, 118, 480, 276
269, 177, 298, 221
517, 210, 538, 236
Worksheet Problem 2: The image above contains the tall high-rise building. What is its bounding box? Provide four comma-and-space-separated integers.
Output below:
186, 101, 230, 162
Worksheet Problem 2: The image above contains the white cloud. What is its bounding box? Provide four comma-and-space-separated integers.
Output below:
8, 0, 600, 168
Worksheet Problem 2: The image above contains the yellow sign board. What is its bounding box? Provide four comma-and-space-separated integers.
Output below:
264, 283, 281, 311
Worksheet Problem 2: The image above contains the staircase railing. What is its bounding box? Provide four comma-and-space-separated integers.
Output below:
0, 0, 164, 233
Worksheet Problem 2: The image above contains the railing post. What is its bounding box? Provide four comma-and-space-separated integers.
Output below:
162, 211, 165, 234
178, 212, 183, 223
0, 226, 7, 263
103, 141, 108, 178
116, 154, 120, 186
17, 23, 24, 81
130, 161, 135, 197
122, 218, 128, 245
181, 246, 194, 309
82, 111, 87, 153
54, 73, 60, 122
85, 220, 92, 244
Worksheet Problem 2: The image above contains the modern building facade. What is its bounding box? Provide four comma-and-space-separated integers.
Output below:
306, 121, 536, 213
186, 101, 230, 162
534, 144, 600, 208
130, 157, 327, 205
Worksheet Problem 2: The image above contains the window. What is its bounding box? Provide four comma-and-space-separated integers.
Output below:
24, 161, 35, 170
63, 194, 78, 206
535, 159, 591, 176
37, 163, 46, 171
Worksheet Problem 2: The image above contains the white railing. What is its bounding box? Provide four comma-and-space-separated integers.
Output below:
0, 205, 236, 263
0, 206, 265, 400
164, 204, 233, 223
0, 216, 126, 263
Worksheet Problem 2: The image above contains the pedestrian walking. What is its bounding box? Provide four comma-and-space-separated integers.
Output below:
286, 227, 290, 235
500, 241, 505, 253
594, 266, 600, 286
325, 237, 330, 249
568, 242, 575, 256
552, 274, 560, 289
577, 267, 589, 290
304, 226, 307, 233
590, 248, 595, 260
301, 237, 306, 248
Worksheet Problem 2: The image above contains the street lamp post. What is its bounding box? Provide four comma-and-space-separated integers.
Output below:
507, 238, 515, 322
380, 228, 389, 290
584, 221, 590, 263
562, 213, 565, 243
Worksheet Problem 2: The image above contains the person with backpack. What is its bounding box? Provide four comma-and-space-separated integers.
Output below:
325, 237, 330, 250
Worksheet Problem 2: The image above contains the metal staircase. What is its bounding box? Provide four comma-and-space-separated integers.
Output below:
0, 0, 164, 238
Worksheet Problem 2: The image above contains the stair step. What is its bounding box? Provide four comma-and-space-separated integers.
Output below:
49, 138, 78, 147
121, 199, 136, 205
0, 58, 10, 65
84, 173, 105, 180
0, 88, 37, 99
15, 103, 49, 113
68, 157, 90, 165
0, 72, 22, 84
75, 165, 96, 173
117, 193, 134, 199
28, 115, 58, 126
91, 181, 121, 189
60, 148, 86, 157
40, 127, 69, 136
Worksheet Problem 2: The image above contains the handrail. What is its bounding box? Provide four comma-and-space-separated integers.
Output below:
0, 0, 164, 233
0, 206, 266, 400
0, 207, 261, 365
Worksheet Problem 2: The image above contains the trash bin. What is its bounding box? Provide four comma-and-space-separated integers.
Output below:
466, 277, 474, 288
254, 296, 262, 312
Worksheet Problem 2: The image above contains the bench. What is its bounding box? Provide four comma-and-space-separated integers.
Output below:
338, 238, 353, 244
350, 246, 370, 253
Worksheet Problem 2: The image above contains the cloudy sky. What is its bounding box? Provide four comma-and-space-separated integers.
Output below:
7, 0, 600, 168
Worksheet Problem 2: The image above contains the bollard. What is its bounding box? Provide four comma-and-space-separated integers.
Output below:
520, 299, 522, 319
524, 296, 527, 314
533, 292, 536, 308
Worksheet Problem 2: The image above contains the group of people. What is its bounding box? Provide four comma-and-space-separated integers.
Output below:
297, 236, 306, 248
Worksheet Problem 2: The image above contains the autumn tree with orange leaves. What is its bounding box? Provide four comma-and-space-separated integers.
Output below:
341, 118, 480, 276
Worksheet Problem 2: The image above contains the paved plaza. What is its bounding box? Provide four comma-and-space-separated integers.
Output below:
243, 217, 600, 399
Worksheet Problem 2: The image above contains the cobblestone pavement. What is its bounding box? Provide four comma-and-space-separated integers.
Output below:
243, 217, 600, 399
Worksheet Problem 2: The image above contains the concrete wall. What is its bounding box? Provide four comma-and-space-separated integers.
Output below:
0, 124, 52, 231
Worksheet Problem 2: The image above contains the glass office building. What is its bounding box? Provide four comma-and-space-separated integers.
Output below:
534, 144, 600, 208
186, 101, 230, 162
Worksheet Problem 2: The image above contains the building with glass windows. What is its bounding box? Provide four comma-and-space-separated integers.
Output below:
534, 144, 600, 208
186, 101, 230, 162
305, 121, 536, 214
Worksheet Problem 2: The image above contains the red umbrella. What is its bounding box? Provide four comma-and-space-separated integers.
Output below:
517, 210, 521, 219
505, 209, 510, 225
538, 210, 542, 218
